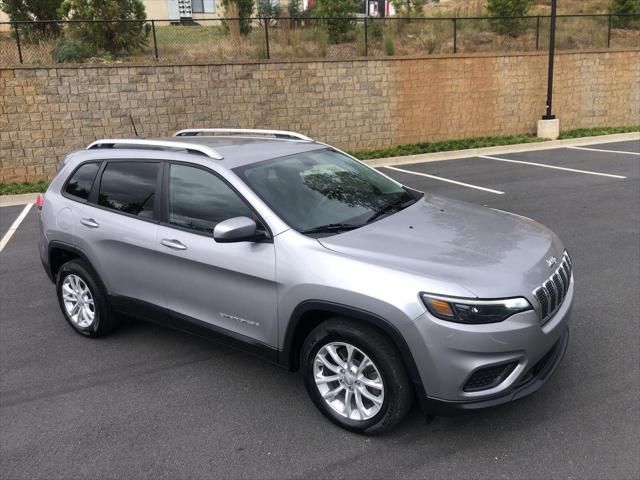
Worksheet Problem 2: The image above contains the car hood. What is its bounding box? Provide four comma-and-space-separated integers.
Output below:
318, 195, 566, 299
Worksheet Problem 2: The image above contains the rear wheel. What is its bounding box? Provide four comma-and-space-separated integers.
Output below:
301, 318, 413, 434
56, 260, 118, 337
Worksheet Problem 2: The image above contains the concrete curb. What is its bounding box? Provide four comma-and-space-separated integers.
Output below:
0, 193, 38, 207
361, 132, 640, 167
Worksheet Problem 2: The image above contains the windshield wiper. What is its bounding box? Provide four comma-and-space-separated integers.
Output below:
300, 223, 363, 234
366, 197, 416, 224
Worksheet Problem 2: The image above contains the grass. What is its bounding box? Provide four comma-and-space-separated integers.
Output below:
0, 180, 49, 196
352, 134, 544, 160
1, 126, 637, 195
559, 125, 640, 139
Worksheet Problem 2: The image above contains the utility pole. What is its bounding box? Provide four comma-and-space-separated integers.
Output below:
538, 0, 560, 139
543, 0, 557, 120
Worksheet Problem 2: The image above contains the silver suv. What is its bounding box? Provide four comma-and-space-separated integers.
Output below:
39, 129, 572, 434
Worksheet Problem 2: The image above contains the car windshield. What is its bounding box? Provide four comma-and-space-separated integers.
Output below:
234, 148, 419, 235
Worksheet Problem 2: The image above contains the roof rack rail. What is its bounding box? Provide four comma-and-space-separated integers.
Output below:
86, 139, 224, 160
173, 128, 313, 142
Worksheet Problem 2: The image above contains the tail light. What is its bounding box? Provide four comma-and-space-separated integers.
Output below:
36, 193, 44, 210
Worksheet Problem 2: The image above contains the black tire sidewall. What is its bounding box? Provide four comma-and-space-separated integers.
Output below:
56, 261, 108, 337
302, 320, 408, 434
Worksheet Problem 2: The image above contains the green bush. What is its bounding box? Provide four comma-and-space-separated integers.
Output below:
50, 38, 96, 63
383, 31, 395, 56
390, 0, 423, 17
59, 0, 149, 54
487, 0, 533, 36
368, 18, 384, 40
316, 0, 359, 44
609, 0, 640, 28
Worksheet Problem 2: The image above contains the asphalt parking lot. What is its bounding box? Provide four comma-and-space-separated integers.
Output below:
1, 139, 639, 479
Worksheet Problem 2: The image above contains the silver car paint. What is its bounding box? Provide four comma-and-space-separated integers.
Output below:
41, 139, 572, 403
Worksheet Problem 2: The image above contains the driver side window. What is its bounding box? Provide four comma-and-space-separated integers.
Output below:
168, 164, 254, 235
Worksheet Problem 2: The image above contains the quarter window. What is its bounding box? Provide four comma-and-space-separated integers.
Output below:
64, 162, 100, 200
98, 162, 159, 219
168, 164, 254, 235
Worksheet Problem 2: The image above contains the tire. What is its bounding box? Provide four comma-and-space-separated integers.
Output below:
301, 318, 413, 435
56, 259, 117, 337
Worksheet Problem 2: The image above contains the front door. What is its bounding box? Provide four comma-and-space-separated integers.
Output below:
155, 163, 278, 348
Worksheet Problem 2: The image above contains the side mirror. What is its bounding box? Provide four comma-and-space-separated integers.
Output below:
213, 216, 262, 243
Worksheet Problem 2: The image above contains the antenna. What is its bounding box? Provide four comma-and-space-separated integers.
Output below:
129, 114, 140, 137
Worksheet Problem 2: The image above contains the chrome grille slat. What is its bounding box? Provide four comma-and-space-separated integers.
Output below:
534, 252, 572, 324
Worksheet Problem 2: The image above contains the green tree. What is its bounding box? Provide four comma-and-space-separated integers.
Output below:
0, 0, 63, 40
258, 0, 280, 17
287, 0, 302, 17
487, 0, 533, 36
315, 0, 359, 43
59, 0, 149, 54
609, 0, 640, 28
221, 0, 255, 35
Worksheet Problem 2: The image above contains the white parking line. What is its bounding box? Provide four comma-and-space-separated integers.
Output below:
0, 203, 33, 253
567, 146, 640, 156
381, 166, 505, 195
478, 155, 627, 179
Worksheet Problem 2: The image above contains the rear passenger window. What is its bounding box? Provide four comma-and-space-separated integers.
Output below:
98, 162, 159, 219
65, 162, 99, 200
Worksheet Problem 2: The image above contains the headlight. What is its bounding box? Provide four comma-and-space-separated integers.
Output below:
421, 293, 532, 324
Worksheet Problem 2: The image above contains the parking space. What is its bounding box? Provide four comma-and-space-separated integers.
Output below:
1, 140, 639, 479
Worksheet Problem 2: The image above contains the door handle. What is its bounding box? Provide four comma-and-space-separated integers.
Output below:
161, 238, 187, 251
80, 218, 99, 228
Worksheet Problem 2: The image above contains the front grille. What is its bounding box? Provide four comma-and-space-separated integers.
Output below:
463, 362, 518, 392
533, 252, 572, 324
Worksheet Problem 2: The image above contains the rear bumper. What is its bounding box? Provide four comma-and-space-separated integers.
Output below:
419, 327, 569, 415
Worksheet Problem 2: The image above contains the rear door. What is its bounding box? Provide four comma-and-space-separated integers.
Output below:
155, 162, 278, 348
72, 159, 166, 308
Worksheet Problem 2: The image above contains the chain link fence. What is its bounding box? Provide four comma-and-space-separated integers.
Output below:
1, 14, 638, 65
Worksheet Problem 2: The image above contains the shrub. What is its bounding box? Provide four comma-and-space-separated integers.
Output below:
383, 31, 395, 56
50, 38, 96, 63
368, 18, 384, 40
609, 0, 640, 28
221, 0, 255, 35
59, 0, 149, 54
315, 0, 359, 43
487, 0, 533, 36
1, 0, 63, 41
390, 0, 424, 17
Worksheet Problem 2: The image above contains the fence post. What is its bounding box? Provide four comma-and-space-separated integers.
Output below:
264, 18, 270, 59
364, 16, 368, 57
452, 18, 457, 54
607, 14, 612, 48
13, 23, 23, 64
151, 20, 159, 61
535, 16, 540, 50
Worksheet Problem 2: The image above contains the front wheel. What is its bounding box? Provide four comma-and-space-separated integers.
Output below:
301, 319, 413, 434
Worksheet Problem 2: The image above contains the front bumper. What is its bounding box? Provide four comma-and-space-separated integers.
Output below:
420, 327, 569, 414
403, 278, 573, 411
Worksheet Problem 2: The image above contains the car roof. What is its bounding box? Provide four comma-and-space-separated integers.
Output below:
169, 136, 329, 168
76, 136, 329, 170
